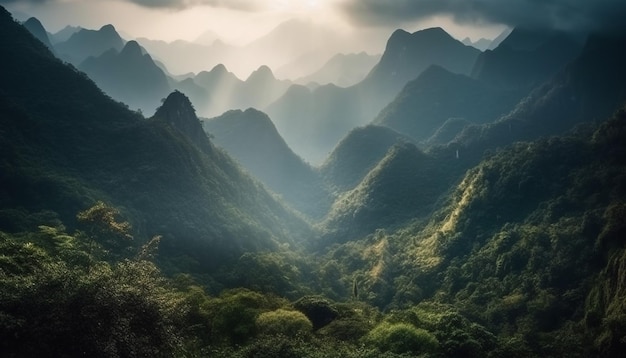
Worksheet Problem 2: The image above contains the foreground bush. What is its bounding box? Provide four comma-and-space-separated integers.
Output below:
364, 322, 439, 355
256, 309, 313, 336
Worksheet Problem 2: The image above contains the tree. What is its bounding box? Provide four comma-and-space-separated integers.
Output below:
76, 201, 132, 257
256, 309, 313, 337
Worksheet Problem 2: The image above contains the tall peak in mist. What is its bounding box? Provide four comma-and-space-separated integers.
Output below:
210, 63, 229, 75
153, 91, 210, 150
246, 65, 275, 83
23, 17, 54, 52
100, 24, 116, 32
120, 40, 142, 58
363, 26, 480, 94
55, 22, 125, 64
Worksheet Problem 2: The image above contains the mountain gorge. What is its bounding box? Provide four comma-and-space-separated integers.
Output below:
3, 3, 626, 357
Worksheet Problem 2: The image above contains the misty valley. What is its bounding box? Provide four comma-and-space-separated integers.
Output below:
3, 4, 626, 357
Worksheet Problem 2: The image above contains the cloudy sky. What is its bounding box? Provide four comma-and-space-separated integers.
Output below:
1, 0, 513, 45
2, 0, 624, 73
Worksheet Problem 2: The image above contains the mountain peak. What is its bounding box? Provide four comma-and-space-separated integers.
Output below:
153, 91, 210, 150
246, 65, 275, 82
387, 29, 412, 45
24, 16, 43, 29
99, 24, 116, 33
23, 17, 54, 51
210, 63, 228, 74
120, 40, 142, 58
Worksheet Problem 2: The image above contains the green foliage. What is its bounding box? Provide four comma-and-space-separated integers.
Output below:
364, 322, 439, 355
0, 232, 187, 357
293, 296, 339, 330
317, 301, 380, 342
256, 309, 313, 336
77, 201, 134, 259
207, 288, 286, 344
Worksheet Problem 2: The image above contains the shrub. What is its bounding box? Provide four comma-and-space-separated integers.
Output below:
293, 296, 339, 330
256, 309, 313, 337
364, 322, 439, 355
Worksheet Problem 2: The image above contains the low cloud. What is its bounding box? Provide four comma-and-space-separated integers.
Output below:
126, 0, 265, 11
339, 0, 626, 33
0, 0, 267, 11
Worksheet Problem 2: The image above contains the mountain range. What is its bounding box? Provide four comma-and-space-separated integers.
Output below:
79, 40, 171, 114
0, 8, 310, 273
266, 26, 482, 163
4, 3, 626, 356
54, 24, 125, 65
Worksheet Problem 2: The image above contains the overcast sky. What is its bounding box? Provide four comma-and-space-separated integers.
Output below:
1, 0, 511, 45
2, 0, 624, 50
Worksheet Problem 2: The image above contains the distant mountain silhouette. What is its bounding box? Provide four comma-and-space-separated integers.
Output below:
135, 19, 349, 81
471, 27, 584, 89
135, 37, 238, 78
54, 24, 125, 65
294, 52, 381, 87
204, 108, 332, 219
462, 37, 492, 51
194, 29, 220, 46
0, 6, 310, 272
374, 65, 521, 141
49, 24, 81, 44
266, 27, 481, 164
361, 27, 481, 96
79, 40, 170, 113
191, 64, 290, 117
320, 125, 412, 192
193, 64, 241, 115
238, 66, 291, 111
244, 19, 344, 73
22, 17, 54, 52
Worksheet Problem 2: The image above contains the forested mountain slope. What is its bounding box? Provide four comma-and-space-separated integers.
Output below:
204, 108, 333, 219
0, 8, 311, 274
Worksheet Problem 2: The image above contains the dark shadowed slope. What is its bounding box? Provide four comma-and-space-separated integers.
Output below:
471, 27, 584, 90
22, 17, 54, 52
454, 32, 626, 162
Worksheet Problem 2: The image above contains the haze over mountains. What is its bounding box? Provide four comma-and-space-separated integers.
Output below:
4, 2, 626, 357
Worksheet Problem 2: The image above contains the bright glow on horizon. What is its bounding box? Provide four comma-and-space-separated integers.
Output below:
3, 0, 505, 78
4, 0, 502, 43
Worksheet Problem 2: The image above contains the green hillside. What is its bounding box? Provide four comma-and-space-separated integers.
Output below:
320, 125, 412, 192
